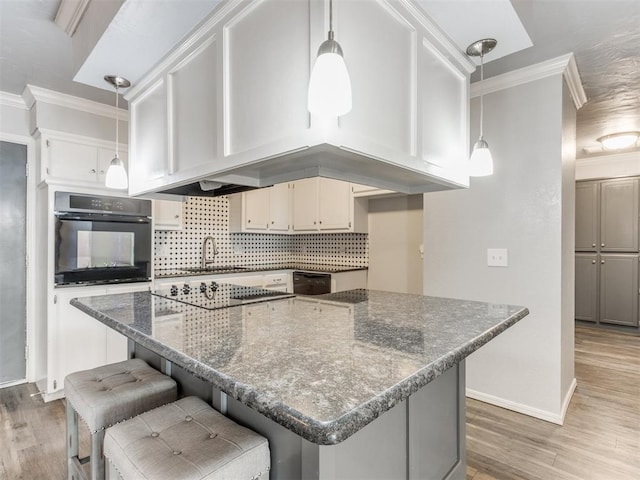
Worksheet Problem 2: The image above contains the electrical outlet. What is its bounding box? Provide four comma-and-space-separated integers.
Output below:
487, 248, 508, 267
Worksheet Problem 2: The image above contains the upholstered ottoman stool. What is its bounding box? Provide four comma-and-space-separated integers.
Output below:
65, 358, 178, 480
104, 396, 271, 480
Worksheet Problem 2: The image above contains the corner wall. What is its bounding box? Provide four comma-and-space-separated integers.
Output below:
423, 66, 578, 422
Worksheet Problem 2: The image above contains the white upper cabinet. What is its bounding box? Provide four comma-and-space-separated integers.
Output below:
39, 131, 128, 188
292, 178, 366, 233
229, 182, 291, 233
125, 0, 474, 197
154, 199, 184, 231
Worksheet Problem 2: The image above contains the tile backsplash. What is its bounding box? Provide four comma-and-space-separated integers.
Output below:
154, 196, 368, 271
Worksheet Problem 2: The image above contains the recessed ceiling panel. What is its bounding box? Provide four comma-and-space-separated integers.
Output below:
416, 0, 532, 64
74, 0, 222, 92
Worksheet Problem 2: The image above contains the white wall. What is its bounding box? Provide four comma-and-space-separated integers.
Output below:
0, 94, 30, 137
423, 71, 576, 423
367, 195, 423, 294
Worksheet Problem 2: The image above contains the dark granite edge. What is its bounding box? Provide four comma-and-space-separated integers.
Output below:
154, 264, 368, 279
70, 297, 528, 446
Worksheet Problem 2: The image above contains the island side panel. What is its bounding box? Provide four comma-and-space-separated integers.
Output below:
409, 361, 466, 480
304, 363, 464, 480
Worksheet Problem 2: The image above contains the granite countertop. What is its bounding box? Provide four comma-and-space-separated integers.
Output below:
71, 289, 528, 445
154, 263, 368, 278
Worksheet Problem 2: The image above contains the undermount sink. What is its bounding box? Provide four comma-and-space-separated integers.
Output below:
183, 266, 248, 273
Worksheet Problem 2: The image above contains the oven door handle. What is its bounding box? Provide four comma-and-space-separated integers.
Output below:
55, 213, 151, 223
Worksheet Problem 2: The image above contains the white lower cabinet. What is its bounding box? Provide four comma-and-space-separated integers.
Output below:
45, 283, 149, 400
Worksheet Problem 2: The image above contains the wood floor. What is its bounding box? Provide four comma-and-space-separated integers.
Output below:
1, 325, 638, 479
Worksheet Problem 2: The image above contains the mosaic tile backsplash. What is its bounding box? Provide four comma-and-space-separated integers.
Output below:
154, 196, 368, 271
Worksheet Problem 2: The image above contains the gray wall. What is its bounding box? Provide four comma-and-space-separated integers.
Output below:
423, 72, 576, 421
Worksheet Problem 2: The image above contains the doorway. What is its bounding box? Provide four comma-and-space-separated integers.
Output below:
0, 141, 27, 385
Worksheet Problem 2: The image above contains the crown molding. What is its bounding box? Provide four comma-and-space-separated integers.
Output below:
22, 85, 128, 121
0, 91, 28, 110
577, 150, 640, 165
54, 0, 91, 36
471, 53, 586, 110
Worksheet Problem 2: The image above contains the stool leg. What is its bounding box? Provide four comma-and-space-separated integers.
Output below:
90, 429, 105, 480
66, 402, 79, 480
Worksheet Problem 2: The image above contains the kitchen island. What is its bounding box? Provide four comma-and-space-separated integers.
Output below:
71, 289, 528, 479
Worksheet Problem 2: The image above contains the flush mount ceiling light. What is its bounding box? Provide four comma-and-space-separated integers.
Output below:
104, 75, 131, 190
597, 131, 640, 151
466, 38, 497, 177
308, 0, 352, 117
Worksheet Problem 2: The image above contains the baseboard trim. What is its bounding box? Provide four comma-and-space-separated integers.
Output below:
466, 388, 567, 425
560, 378, 578, 424
0, 378, 27, 389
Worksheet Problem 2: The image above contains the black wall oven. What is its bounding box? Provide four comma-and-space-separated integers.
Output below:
54, 192, 152, 286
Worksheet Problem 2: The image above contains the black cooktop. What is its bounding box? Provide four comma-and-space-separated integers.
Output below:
152, 281, 295, 310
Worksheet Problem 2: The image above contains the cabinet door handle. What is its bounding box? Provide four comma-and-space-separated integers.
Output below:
592, 243, 596, 247
271, 221, 274, 224
248, 219, 251, 223
174, 214, 179, 219
90, 168, 96, 173
319, 220, 322, 224
592, 260, 596, 264
601, 260, 605, 264
601, 243, 605, 247
313, 221, 316, 225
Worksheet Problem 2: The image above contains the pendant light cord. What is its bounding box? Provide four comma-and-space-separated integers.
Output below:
479, 52, 484, 139
327, 0, 335, 40
114, 85, 119, 158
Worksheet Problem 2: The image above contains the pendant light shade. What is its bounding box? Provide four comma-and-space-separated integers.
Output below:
105, 155, 128, 189
469, 138, 494, 176
104, 75, 130, 190
308, 0, 352, 116
466, 39, 496, 177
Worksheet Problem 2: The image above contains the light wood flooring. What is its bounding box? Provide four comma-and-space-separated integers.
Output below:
1, 325, 638, 479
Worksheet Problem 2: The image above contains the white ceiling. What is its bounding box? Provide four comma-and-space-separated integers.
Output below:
0, 0, 638, 159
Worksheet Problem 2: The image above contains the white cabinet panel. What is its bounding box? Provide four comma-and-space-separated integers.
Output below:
419, 40, 467, 170
48, 139, 98, 182
229, 184, 291, 233
155, 199, 184, 230
225, 0, 310, 155
130, 79, 167, 189
269, 182, 290, 232
169, 36, 218, 173
319, 177, 352, 230
292, 178, 319, 232
244, 188, 271, 231
338, 0, 416, 157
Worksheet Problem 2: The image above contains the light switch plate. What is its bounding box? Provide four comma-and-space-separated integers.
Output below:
487, 248, 508, 267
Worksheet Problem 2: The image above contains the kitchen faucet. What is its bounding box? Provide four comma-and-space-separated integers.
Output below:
201, 236, 218, 268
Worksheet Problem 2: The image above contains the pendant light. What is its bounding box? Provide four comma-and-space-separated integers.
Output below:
308, 0, 352, 116
104, 75, 131, 189
466, 39, 497, 177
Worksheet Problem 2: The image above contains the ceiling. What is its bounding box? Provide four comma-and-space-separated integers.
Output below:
0, 0, 638, 159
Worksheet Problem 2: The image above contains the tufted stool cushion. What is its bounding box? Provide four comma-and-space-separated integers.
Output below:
104, 396, 271, 480
65, 358, 178, 433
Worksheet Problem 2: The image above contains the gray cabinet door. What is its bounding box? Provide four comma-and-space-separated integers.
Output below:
575, 254, 598, 322
599, 254, 639, 326
575, 182, 599, 251
600, 178, 639, 252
